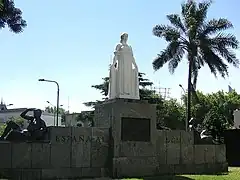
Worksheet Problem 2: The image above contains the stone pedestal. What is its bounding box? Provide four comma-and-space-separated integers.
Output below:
94, 98, 158, 177
94, 98, 157, 144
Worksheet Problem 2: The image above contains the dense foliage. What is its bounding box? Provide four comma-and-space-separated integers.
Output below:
45, 106, 67, 125
0, 0, 26, 33
0, 116, 25, 135
183, 90, 240, 137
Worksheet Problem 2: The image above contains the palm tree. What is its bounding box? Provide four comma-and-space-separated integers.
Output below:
152, 0, 239, 130
0, 0, 26, 33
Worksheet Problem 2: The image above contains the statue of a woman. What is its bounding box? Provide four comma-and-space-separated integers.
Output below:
108, 33, 140, 100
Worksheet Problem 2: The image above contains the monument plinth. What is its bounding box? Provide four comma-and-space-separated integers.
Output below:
94, 98, 157, 142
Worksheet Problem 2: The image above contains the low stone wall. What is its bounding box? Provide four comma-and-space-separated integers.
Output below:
0, 127, 110, 179
112, 130, 227, 177
0, 128, 228, 179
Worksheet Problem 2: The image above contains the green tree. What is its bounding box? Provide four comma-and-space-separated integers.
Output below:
0, 0, 27, 33
75, 111, 94, 127
0, 116, 25, 135
182, 90, 211, 125
0, 123, 6, 135
157, 99, 185, 130
84, 72, 161, 107
45, 106, 66, 115
45, 106, 67, 125
182, 90, 240, 137
8, 116, 25, 128
152, 0, 239, 125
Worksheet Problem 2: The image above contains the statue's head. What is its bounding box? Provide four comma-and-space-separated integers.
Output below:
34, 109, 42, 119
120, 32, 128, 43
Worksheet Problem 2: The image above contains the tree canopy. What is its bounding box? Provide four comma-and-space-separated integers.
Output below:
182, 90, 240, 137
0, 0, 26, 33
84, 72, 161, 107
45, 106, 66, 115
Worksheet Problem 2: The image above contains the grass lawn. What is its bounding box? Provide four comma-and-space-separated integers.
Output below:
124, 167, 240, 180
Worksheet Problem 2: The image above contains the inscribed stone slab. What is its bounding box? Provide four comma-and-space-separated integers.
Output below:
194, 145, 205, 164
167, 143, 180, 164
181, 145, 194, 164
19, 169, 42, 180
42, 168, 82, 179
156, 131, 167, 164
81, 168, 103, 178
0, 142, 11, 168
157, 130, 166, 144
113, 157, 158, 177
50, 144, 71, 168
91, 128, 109, 167
204, 145, 215, 163
156, 164, 174, 175
215, 144, 226, 163
121, 117, 151, 142
31, 143, 50, 168
12, 143, 31, 168
156, 143, 167, 164
166, 131, 181, 144
181, 131, 194, 145
119, 141, 156, 157
71, 127, 91, 167
48, 126, 72, 145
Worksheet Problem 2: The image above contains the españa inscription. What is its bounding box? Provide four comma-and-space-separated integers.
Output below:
55, 135, 104, 144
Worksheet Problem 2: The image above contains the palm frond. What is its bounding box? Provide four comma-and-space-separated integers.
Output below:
202, 18, 233, 36
181, 0, 197, 29
195, 0, 212, 29
166, 14, 186, 34
209, 33, 239, 67
200, 48, 229, 78
153, 25, 180, 42
216, 48, 239, 68
168, 47, 184, 74
153, 41, 184, 72
181, 0, 196, 18
210, 33, 238, 49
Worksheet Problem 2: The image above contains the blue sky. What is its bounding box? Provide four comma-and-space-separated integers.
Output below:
1, 0, 240, 112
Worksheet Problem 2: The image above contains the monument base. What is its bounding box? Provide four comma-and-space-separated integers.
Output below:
94, 98, 157, 143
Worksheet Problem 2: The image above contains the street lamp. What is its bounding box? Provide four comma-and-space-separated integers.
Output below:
39, 78, 60, 126
179, 84, 188, 132
46, 101, 63, 126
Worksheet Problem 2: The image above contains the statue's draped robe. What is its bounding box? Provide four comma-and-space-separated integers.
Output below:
108, 43, 140, 100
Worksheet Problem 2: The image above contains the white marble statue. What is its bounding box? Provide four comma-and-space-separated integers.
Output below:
108, 32, 140, 100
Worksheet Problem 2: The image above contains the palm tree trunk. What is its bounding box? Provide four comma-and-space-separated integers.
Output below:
193, 75, 197, 89
187, 56, 193, 131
